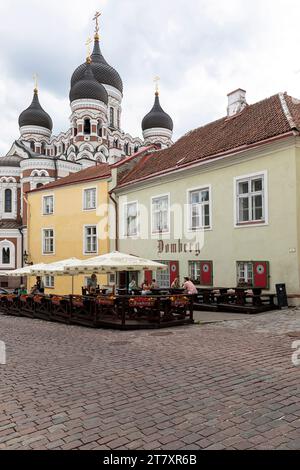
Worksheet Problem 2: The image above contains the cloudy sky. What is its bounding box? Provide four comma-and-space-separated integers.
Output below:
0, 0, 300, 154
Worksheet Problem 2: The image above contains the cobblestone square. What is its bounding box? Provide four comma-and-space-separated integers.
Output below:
0, 310, 300, 450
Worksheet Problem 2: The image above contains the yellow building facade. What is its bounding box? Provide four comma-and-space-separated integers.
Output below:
27, 164, 111, 295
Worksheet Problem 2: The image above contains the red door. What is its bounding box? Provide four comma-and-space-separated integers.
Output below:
253, 262, 269, 289
144, 270, 153, 285
200, 261, 213, 286
169, 261, 179, 286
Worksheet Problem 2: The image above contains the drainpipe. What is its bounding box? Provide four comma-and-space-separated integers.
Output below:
18, 227, 25, 267
109, 191, 119, 251
53, 157, 58, 180
18, 226, 24, 286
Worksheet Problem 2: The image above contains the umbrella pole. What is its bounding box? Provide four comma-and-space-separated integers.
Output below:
72, 275, 74, 295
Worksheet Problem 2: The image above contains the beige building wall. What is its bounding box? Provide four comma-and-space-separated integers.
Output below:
115, 138, 300, 293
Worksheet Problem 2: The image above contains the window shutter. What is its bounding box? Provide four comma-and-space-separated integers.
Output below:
200, 261, 213, 286
144, 270, 152, 285
253, 261, 270, 289
169, 261, 179, 285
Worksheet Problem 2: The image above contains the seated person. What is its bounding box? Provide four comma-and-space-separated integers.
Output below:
17, 284, 27, 296
87, 273, 98, 293
141, 280, 151, 295
171, 277, 180, 289
150, 279, 159, 289
128, 277, 137, 292
183, 277, 198, 295
30, 284, 39, 295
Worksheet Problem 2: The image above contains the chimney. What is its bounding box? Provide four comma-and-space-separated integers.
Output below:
227, 88, 247, 117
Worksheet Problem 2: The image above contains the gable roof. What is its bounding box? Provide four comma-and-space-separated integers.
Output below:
29, 163, 111, 193
117, 93, 300, 188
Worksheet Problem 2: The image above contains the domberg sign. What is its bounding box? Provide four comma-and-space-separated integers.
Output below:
157, 239, 201, 257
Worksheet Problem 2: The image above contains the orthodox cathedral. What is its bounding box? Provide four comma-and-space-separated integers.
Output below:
0, 14, 173, 283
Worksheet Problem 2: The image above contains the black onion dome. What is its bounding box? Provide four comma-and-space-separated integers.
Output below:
19, 90, 53, 131
142, 93, 173, 131
71, 37, 123, 94
69, 60, 108, 104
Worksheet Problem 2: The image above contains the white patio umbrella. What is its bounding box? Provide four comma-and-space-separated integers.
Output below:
30, 258, 82, 294
64, 251, 168, 274
4, 263, 48, 277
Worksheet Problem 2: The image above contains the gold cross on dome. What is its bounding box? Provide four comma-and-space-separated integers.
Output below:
33, 73, 38, 92
93, 11, 101, 34
154, 76, 160, 94
86, 37, 93, 60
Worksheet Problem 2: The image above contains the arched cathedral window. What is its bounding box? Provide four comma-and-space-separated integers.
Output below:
41, 142, 46, 155
110, 107, 114, 127
98, 122, 102, 137
4, 189, 12, 213
2, 248, 10, 265
84, 119, 91, 135
30, 141, 35, 152
124, 143, 129, 155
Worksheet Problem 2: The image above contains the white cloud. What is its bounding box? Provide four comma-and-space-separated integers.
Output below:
1, 0, 300, 153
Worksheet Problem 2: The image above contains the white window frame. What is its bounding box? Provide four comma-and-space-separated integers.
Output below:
83, 225, 98, 255
123, 201, 139, 238
42, 194, 54, 216
0, 240, 15, 269
151, 193, 170, 235
234, 171, 268, 228
187, 185, 212, 232
42, 228, 55, 255
83, 187, 97, 211
237, 261, 254, 286
188, 261, 201, 283
44, 275, 55, 289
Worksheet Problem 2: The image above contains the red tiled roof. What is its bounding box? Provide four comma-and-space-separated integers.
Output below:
118, 93, 300, 187
29, 163, 111, 193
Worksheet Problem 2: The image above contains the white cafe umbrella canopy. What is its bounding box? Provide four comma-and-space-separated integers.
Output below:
64, 251, 168, 275
30, 258, 82, 276
1, 263, 48, 277
30, 258, 83, 294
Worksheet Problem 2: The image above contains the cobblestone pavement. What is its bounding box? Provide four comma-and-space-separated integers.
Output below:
0, 310, 300, 450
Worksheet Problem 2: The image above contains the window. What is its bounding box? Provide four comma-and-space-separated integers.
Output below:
110, 107, 114, 127
236, 174, 265, 224
43, 229, 54, 254
84, 226, 97, 254
124, 202, 138, 237
189, 261, 201, 283
237, 262, 254, 286
152, 195, 170, 233
98, 122, 102, 137
84, 119, 91, 135
188, 187, 210, 230
43, 196, 54, 215
155, 262, 170, 288
4, 189, 12, 213
44, 275, 54, 289
83, 188, 96, 210
41, 142, 46, 155
2, 248, 10, 265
